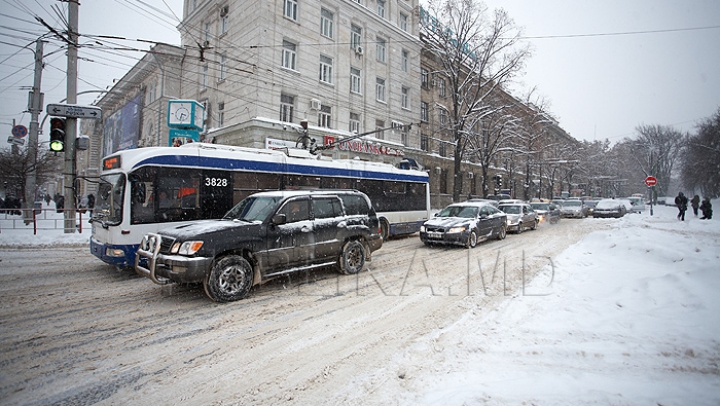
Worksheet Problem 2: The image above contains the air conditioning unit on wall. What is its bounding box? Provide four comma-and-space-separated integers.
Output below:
310, 99, 321, 110
355, 46, 364, 55
435, 166, 442, 174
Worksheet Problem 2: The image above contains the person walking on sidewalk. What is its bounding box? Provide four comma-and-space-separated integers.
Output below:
700, 197, 713, 220
691, 194, 700, 216
675, 192, 688, 221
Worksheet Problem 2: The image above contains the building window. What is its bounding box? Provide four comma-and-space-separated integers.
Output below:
320, 8, 334, 39
421, 68, 429, 88
201, 65, 208, 90
401, 86, 409, 109
421, 133, 429, 151
221, 14, 229, 35
401, 49, 408, 72
284, 0, 297, 21
282, 40, 297, 70
349, 112, 360, 133
376, 36, 386, 63
351, 24, 362, 50
439, 108, 448, 124
350, 67, 362, 94
399, 13, 408, 32
218, 102, 225, 126
377, 0, 386, 18
438, 78, 446, 98
439, 142, 446, 157
319, 55, 333, 84
375, 77, 386, 102
375, 119, 385, 140
219, 54, 227, 81
280, 94, 294, 123
421, 101, 428, 122
318, 104, 332, 128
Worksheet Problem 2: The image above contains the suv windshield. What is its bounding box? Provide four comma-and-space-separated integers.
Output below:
224, 196, 282, 222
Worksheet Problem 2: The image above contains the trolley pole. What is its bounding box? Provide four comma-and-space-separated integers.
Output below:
24, 39, 44, 225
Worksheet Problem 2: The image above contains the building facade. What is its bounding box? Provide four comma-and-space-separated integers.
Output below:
78, 0, 581, 209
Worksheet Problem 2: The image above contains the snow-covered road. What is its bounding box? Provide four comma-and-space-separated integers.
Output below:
1, 205, 718, 405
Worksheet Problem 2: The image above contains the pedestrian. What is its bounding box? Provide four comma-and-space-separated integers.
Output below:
674, 192, 688, 221
700, 197, 713, 220
87, 194, 95, 216
691, 194, 700, 216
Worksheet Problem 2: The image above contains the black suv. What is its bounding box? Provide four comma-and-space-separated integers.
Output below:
135, 190, 382, 302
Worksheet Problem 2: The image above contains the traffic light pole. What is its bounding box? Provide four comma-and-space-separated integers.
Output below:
63, 0, 79, 233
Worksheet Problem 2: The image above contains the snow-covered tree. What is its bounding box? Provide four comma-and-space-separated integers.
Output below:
680, 108, 720, 198
421, 0, 530, 201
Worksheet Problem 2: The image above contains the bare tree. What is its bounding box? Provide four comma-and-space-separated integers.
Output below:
618, 125, 684, 197
421, 0, 530, 201
680, 108, 720, 198
0, 146, 58, 207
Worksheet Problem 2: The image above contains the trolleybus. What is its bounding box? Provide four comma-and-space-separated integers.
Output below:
90, 143, 430, 268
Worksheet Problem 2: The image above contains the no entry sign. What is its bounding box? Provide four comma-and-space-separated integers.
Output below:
645, 176, 657, 187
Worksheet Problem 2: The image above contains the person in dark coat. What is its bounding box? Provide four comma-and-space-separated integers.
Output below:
700, 198, 713, 220
674, 192, 688, 221
691, 194, 700, 216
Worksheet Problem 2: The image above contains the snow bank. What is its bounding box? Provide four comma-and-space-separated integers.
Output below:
355, 203, 720, 405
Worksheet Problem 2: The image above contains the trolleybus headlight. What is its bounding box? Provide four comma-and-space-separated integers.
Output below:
171, 241, 204, 255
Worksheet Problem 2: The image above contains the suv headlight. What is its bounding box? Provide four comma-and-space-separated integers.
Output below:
171, 241, 204, 255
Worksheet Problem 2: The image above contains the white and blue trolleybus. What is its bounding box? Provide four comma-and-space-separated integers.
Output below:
90, 143, 430, 268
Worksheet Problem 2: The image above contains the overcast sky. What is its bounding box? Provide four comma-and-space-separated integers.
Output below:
1, 0, 718, 145
483, 0, 720, 142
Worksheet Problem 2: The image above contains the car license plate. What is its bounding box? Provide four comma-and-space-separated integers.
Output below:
427, 231, 442, 238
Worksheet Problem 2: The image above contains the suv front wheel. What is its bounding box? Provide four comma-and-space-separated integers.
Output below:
204, 255, 254, 302
338, 240, 366, 274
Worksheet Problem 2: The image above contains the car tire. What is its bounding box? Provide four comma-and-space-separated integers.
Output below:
531, 219, 538, 230
339, 240, 366, 275
516, 223, 523, 234
466, 230, 478, 249
496, 224, 507, 240
204, 255, 254, 302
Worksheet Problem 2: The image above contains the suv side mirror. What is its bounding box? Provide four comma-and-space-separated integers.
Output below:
271, 213, 286, 225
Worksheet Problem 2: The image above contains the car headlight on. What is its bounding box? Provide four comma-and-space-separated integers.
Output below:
420, 225, 425, 233
448, 225, 467, 234
171, 241, 204, 255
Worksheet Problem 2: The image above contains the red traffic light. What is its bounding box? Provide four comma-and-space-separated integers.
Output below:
49, 117, 66, 152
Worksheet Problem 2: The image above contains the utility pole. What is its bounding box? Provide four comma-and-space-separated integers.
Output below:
24, 39, 45, 224
63, 0, 79, 233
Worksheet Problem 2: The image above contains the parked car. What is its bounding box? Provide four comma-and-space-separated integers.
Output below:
560, 199, 588, 218
625, 196, 645, 213
420, 202, 507, 248
529, 201, 561, 224
592, 199, 627, 218
498, 202, 538, 233
135, 190, 383, 302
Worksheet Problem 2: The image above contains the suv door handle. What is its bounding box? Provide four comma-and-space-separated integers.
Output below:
337, 221, 347, 228
301, 225, 312, 232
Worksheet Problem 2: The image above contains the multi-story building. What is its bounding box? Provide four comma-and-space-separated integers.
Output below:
177, 0, 422, 163
78, 0, 581, 208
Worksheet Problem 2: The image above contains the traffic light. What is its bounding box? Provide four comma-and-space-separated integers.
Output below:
49, 117, 66, 152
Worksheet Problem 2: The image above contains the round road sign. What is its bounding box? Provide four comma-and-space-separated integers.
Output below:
645, 176, 657, 187
11, 125, 28, 138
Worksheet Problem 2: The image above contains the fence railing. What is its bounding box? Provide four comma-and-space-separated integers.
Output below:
0, 207, 92, 234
